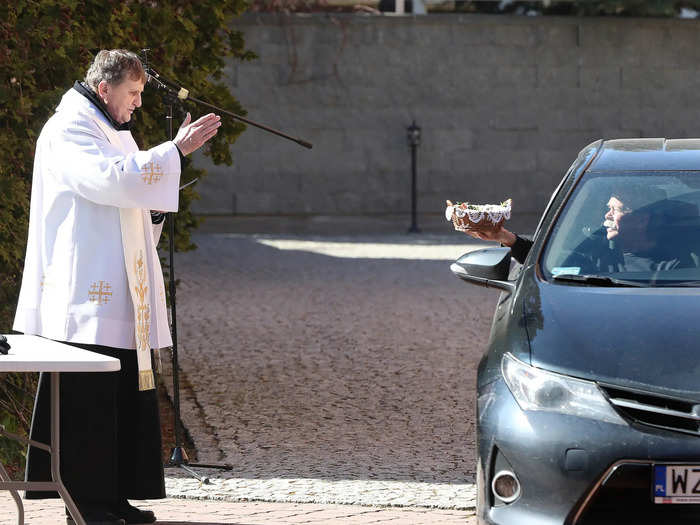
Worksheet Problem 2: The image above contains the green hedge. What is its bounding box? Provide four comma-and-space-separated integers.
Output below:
0, 0, 254, 475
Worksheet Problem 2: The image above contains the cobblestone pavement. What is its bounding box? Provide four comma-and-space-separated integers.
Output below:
158, 233, 497, 512
1, 233, 493, 523
0, 494, 476, 524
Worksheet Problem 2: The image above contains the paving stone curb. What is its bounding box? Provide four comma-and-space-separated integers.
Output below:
165, 471, 477, 510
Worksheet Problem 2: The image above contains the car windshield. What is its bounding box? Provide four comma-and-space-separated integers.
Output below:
541, 171, 700, 286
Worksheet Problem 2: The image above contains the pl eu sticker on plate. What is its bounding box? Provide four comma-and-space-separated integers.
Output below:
654, 465, 700, 504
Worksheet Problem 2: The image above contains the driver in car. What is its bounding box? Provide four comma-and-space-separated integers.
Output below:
600, 194, 686, 272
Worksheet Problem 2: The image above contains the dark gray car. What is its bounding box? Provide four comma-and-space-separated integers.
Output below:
452, 139, 700, 525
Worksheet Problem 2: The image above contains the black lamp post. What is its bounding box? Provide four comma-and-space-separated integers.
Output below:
407, 120, 421, 233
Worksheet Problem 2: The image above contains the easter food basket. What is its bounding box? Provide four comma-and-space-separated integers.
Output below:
445, 198, 512, 234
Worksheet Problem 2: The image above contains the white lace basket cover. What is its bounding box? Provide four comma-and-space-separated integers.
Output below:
445, 198, 512, 232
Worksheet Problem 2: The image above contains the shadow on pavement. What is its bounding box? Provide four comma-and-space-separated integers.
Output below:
156, 522, 251, 525
156, 522, 250, 525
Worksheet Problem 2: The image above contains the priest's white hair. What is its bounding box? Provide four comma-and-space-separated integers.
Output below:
85, 49, 147, 91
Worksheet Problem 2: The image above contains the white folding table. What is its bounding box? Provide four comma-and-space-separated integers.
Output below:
0, 334, 121, 525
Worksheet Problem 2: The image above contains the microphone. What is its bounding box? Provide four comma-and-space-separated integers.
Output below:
145, 67, 190, 101
139, 50, 189, 100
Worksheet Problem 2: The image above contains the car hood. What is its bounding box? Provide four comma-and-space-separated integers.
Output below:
523, 279, 700, 398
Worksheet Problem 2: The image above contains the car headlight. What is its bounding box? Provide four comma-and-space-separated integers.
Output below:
501, 353, 627, 425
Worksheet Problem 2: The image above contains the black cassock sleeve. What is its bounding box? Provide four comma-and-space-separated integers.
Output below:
150, 211, 166, 224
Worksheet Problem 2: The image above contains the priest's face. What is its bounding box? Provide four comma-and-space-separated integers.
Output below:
99, 77, 144, 124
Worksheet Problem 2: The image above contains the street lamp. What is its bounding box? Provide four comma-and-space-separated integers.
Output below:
407, 120, 421, 233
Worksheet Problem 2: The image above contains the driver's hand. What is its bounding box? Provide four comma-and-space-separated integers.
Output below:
462, 226, 517, 247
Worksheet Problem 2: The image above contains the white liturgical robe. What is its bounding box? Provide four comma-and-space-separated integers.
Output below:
14, 86, 180, 363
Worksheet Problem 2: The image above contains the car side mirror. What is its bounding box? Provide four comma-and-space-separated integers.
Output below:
450, 247, 515, 292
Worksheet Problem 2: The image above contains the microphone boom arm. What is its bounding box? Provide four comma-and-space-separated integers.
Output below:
186, 93, 313, 149
146, 66, 312, 149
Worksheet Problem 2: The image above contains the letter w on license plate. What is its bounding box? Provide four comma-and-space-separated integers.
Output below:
654, 465, 700, 503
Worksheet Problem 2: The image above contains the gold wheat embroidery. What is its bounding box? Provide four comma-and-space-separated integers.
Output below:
141, 161, 163, 184
134, 251, 150, 353
88, 280, 112, 305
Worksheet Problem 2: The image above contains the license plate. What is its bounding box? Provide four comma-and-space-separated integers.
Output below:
654, 465, 700, 504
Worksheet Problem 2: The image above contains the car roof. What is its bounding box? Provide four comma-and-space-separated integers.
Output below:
588, 138, 700, 172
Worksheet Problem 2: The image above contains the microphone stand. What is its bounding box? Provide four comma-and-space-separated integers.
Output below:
163, 94, 232, 483
145, 56, 313, 484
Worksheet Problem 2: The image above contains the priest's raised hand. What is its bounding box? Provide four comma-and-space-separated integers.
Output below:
173, 111, 222, 156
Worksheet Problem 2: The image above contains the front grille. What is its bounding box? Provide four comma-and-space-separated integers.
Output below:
600, 384, 700, 436
576, 463, 700, 525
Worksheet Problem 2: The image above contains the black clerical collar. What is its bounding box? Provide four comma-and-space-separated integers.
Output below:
73, 81, 131, 131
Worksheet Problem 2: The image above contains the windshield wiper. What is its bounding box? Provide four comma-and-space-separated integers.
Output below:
552, 274, 646, 287
665, 280, 700, 287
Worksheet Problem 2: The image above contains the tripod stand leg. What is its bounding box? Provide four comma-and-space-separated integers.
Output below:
187, 462, 233, 470
179, 464, 210, 484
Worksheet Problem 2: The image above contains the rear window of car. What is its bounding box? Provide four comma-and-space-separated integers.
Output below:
541, 171, 700, 286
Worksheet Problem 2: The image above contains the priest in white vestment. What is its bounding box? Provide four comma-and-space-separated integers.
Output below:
14, 49, 220, 525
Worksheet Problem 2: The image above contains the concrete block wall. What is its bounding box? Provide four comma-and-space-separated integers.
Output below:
192, 13, 700, 230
